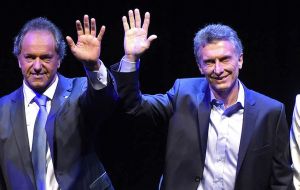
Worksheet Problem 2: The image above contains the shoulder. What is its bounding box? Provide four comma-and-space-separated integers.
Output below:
58, 74, 87, 89
175, 77, 206, 84
291, 94, 300, 112
245, 87, 283, 110
0, 87, 22, 113
173, 77, 208, 90
0, 88, 21, 104
295, 94, 300, 106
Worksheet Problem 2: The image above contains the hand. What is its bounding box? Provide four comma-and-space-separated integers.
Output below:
66, 15, 105, 71
123, 9, 157, 62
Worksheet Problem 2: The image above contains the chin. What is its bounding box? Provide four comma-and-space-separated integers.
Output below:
213, 83, 229, 90
29, 82, 48, 92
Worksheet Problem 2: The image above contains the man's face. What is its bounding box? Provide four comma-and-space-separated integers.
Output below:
198, 40, 243, 95
18, 30, 61, 93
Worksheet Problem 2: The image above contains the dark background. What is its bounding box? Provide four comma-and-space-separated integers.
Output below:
0, 0, 299, 189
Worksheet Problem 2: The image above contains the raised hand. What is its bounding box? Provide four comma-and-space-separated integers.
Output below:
66, 15, 105, 71
123, 9, 157, 62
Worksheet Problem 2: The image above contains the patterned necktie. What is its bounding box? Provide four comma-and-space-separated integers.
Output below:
32, 95, 48, 190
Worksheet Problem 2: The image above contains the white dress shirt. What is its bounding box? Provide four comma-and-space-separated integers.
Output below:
198, 82, 245, 190
23, 62, 108, 190
290, 94, 300, 189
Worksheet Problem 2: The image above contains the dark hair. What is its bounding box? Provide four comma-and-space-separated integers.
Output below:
13, 17, 66, 60
193, 24, 243, 63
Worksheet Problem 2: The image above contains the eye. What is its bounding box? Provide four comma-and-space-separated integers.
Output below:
203, 59, 215, 65
41, 55, 53, 63
24, 55, 35, 61
220, 56, 231, 63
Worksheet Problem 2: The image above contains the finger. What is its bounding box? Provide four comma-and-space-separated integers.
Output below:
97, 25, 106, 42
66, 36, 76, 51
122, 16, 129, 32
147, 34, 157, 44
91, 18, 96, 36
128, 10, 135, 28
142, 12, 150, 33
83, 14, 90, 34
76, 20, 84, 36
134, 8, 141, 28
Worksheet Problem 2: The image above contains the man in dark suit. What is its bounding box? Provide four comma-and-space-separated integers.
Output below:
111, 9, 294, 189
0, 15, 117, 189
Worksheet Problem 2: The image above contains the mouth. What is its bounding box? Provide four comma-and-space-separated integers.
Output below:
30, 73, 46, 78
212, 75, 228, 81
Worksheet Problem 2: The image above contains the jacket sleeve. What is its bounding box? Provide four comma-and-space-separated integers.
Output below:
290, 95, 300, 189
271, 103, 294, 189
111, 63, 174, 127
79, 69, 119, 126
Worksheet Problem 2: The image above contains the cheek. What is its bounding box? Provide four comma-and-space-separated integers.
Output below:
46, 63, 59, 75
202, 67, 214, 75
19, 64, 29, 74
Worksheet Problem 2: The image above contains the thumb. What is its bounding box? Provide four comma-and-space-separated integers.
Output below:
147, 34, 157, 45
66, 36, 76, 51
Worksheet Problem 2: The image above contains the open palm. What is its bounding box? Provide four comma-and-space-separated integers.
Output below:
123, 9, 157, 61
66, 15, 105, 70
124, 27, 150, 57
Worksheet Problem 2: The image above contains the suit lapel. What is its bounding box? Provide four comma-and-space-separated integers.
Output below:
236, 86, 257, 175
45, 74, 72, 159
11, 87, 35, 184
197, 81, 211, 164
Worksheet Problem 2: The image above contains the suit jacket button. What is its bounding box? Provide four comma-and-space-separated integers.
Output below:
195, 176, 201, 182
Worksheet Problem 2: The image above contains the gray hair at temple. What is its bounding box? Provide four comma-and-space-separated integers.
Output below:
13, 17, 66, 60
193, 24, 243, 64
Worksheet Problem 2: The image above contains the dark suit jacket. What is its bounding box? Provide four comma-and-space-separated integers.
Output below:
0, 74, 118, 190
112, 69, 293, 190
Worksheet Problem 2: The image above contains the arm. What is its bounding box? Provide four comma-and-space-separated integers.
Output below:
112, 9, 157, 111
66, 15, 109, 89
271, 103, 294, 189
67, 15, 118, 124
291, 95, 300, 189
0, 167, 6, 190
111, 9, 172, 125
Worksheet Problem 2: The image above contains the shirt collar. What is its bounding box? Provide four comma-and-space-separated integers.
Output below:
210, 80, 245, 108
23, 75, 59, 106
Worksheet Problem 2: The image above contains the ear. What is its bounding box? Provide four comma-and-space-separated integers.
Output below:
238, 54, 243, 69
198, 63, 204, 74
18, 59, 21, 68
57, 60, 61, 69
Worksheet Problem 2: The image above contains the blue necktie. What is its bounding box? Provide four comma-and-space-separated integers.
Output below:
32, 95, 48, 190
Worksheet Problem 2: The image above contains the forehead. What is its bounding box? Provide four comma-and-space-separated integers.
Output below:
21, 30, 56, 51
201, 40, 236, 58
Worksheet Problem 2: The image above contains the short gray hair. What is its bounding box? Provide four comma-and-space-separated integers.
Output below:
193, 24, 243, 63
13, 17, 66, 60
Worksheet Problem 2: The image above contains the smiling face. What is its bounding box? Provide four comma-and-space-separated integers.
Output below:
18, 30, 61, 93
198, 40, 243, 97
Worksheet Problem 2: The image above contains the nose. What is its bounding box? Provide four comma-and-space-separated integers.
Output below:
214, 60, 224, 76
33, 58, 42, 71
